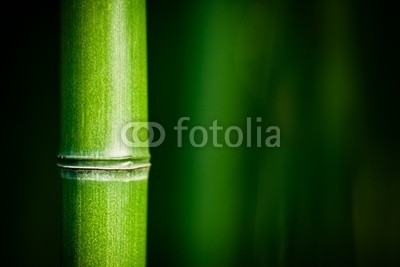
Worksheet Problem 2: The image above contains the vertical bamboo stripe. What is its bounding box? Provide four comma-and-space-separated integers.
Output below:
60, 0, 149, 265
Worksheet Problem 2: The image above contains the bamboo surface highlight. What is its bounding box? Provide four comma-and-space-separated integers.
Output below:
59, 0, 149, 265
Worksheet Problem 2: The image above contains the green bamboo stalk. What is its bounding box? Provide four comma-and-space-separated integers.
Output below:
59, 0, 149, 266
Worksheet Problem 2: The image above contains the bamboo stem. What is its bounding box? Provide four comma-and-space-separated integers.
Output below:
59, 0, 149, 265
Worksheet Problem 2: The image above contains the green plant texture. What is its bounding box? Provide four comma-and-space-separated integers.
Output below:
60, 0, 149, 266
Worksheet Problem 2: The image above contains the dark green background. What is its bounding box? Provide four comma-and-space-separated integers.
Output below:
4, 0, 398, 266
